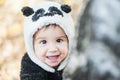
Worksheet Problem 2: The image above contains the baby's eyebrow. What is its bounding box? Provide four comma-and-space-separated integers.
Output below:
56, 35, 67, 38
35, 37, 46, 40
35, 35, 67, 40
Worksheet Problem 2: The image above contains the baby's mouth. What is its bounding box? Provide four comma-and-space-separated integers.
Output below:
46, 55, 60, 62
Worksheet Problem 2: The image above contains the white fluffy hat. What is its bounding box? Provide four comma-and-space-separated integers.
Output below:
22, 1, 74, 72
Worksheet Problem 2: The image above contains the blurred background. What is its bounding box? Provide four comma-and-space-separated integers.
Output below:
1, 0, 120, 80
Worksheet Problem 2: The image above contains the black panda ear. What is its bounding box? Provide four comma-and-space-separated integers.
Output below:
61, 4, 71, 13
21, 6, 34, 17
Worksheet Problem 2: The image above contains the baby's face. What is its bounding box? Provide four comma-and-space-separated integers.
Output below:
33, 24, 68, 68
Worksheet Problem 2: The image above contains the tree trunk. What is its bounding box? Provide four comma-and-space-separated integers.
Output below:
64, 0, 120, 80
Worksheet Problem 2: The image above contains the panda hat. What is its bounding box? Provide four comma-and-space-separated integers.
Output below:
21, 1, 74, 72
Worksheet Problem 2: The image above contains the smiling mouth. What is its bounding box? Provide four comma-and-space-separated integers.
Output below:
46, 55, 60, 62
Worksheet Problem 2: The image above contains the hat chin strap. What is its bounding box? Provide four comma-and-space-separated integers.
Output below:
27, 50, 68, 73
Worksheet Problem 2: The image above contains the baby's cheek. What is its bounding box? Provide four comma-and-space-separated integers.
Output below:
35, 48, 43, 55
62, 47, 68, 56
36, 52, 45, 60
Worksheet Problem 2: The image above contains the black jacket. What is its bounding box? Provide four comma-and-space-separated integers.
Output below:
20, 53, 63, 80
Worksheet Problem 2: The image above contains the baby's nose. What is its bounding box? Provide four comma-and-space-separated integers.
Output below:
48, 43, 58, 52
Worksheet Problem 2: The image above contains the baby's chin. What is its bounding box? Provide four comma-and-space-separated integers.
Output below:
46, 61, 60, 68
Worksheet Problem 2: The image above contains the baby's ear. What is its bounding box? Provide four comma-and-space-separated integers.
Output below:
21, 6, 34, 17
61, 4, 71, 13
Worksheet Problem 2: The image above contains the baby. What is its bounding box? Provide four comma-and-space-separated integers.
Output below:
20, 1, 74, 80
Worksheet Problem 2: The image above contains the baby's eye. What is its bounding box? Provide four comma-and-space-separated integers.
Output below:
40, 40, 47, 45
56, 39, 63, 43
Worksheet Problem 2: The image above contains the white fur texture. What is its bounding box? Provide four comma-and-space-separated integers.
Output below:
24, 1, 74, 72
